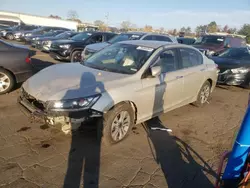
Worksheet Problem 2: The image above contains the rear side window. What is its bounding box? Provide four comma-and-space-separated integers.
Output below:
143, 35, 153, 40
143, 35, 172, 42
230, 37, 246, 47
106, 34, 116, 41
180, 48, 203, 68
154, 36, 172, 42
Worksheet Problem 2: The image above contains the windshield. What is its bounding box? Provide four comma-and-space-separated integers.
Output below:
55, 32, 70, 39
108, 34, 143, 44
218, 48, 250, 59
71, 32, 92, 41
83, 43, 154, 74
194, 35, 225, 45
43, 31, 57, 36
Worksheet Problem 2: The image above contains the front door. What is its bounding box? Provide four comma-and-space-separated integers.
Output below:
140, 48, 184, 120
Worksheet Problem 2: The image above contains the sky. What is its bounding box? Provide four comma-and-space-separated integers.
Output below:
1, 0, 250, 30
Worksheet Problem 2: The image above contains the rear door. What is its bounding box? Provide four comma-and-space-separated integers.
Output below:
178, 48, 205, 103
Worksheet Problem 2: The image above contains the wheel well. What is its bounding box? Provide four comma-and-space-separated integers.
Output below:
207, 78, 213, 87
0, 67, 16, 81
109, 101, 138, 124
70, 49, 84, 58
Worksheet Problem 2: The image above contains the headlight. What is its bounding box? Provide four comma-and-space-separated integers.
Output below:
207, 50, 215, 56
43, 41, 52, 46
231, 67, 249, 74
59, 44, 71, 49
47, 95, 100, 111
26, 33, 32, 36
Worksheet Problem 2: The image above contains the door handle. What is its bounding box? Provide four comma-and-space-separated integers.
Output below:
176, 76, 183, 79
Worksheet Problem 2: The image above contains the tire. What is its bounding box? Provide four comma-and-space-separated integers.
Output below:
97, 103, 135, 146
70, 51, 82, 63
193, 80, 211, 107
6, 33, 14, 40
0, 69, 15, 95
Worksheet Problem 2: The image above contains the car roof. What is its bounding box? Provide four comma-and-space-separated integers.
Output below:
119, 40, 186, 49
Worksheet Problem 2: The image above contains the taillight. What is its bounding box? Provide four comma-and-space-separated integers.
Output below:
25, 56, 31, 64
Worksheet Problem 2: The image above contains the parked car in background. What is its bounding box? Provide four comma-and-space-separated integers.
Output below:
210, 47, 250, 88
30, 30, 67, 47
13, 25, 40, 41
0, 40, 33, 94
193, 33, 247, 56
82, 32, 178, 61
21, 26, 70, 43
50, 31, 117, 62
0, 25, 10, 32
19, 40, 218, 144
0, 24, 39, 40
177, 37, 196, 45
35, 31, 78, 52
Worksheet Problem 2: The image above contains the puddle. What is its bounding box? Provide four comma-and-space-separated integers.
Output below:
40, 124, 49, 130
41, 143, 51, 148
17, 126, 31, 132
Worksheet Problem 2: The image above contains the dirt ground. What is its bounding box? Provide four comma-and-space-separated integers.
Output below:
0, 43, 249, 188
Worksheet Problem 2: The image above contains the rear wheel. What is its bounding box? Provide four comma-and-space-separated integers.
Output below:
193, 81, 211, 107
0, 69, 15, 95
71, 51, 82, 63
6, 33, 14, 40
97, 103, 134, 145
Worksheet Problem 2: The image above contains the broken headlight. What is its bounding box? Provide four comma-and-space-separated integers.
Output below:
231, 67, 249, 74
47, 95, 101, 111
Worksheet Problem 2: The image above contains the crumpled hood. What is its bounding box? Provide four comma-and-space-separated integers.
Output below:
86, 42, 110, 52
22, 63, 129, 101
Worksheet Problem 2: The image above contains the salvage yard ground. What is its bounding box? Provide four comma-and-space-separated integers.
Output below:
0, 43, 249, 188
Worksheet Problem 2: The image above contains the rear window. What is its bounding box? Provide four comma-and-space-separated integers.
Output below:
194, 35, 225, 45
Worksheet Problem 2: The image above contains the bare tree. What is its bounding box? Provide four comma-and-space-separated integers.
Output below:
67, 10, 79, 20
121, 21, 132, 32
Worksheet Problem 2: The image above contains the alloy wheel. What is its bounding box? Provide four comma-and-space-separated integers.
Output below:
200, 85, 210, 104
0, 72, 10, 92
72, 52, 81, 62
111, 111, 131, 141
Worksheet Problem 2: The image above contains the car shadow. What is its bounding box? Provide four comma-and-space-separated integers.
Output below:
62, 72, 113, 188
143, 118, 216, 188
31, 58, 54, 73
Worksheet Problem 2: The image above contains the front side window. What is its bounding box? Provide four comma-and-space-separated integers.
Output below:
219, 48, 250, 59
194, 35, 225, 45
89, 34, 103, 43
71, 32, 92, 41
83, 43, 154, 74
153, 49, 178, 73
180, 48, 203, 68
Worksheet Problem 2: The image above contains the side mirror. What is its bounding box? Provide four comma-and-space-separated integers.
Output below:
151, 66, 161, 77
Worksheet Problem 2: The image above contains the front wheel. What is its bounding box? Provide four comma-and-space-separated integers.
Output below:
97, 103, 134, 146
6, 33, 14, 40
0, 69, 15, 95
193, 81, 211, 107
70, 51, 82, 63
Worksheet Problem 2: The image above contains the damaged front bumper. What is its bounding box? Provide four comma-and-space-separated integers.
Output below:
217, 69, 249, 86
18, 93, 102, 133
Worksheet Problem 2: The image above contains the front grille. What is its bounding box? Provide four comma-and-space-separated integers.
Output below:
51, 43, 59, 49
21, 88, 46, 111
